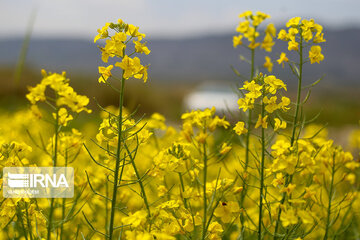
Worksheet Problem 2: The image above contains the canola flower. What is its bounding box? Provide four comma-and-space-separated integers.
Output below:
1, 11, 360, 240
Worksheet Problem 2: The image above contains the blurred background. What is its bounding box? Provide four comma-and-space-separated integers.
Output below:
0, 0, 359, 128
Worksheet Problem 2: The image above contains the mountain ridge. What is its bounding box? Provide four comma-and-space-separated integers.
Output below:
0, 28, 359, 86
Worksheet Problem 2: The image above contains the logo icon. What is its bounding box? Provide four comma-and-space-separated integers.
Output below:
8, 173, 29, 188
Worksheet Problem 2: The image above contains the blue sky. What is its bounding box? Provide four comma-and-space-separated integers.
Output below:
1, 0, 360, 39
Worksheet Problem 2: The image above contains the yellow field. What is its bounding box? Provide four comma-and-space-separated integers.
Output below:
1, 11, 360, 240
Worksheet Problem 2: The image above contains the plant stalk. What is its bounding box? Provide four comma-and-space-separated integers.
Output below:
47, 108, 59, 240
201, 140, 208, 240
258, 88, 266, 240
240, 47, 255, 239
108, 76, 125, 240
323, 153, 336, 240
273, 30, 304, 240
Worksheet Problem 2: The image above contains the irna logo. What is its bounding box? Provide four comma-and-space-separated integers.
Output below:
3, 167, 74, 198
8, 173, 69, 188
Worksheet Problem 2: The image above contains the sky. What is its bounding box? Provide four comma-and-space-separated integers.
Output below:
1, 0, 360, 40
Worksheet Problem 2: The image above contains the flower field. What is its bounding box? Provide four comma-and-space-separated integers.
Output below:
1, 10, 360, 240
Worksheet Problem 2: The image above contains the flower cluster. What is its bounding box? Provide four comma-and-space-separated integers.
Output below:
233, 11, 275, 51
26, 70, 91, 115
235, 74, 290, 132
95, 19, 150, 83
278, 17, 325, 64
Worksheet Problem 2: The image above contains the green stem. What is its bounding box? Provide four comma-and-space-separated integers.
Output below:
47, 108, 59, 240
25, 202, 34, 240
108, 76, 125, 240
240, 47, 255, 240
258, 89, 266, 240
17, 209, 29, 240
125, 143, 151, 223
245, 47, 255, 170
178, 173, 188, 209
201, 141, 208, 240
105, 178, 109, 237
244, 46, 256, 170
60, 150, 68, 240
273, 31, 304, 240
323, 153, 336, 240
290, 36, 303, 146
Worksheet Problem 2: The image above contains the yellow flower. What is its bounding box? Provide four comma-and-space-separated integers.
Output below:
302, 29, 313, 42
98, 65, 113, 83
236, 21, 250, 33
125, 231, 152, 240
115, 55, 148, 82
53, 108, 73, 126
265, 23, 276, 37
271, 140, 291, 157
233, 121, 248, 135
208, 221, 223, 240
100, 40, 116, 62
281, 207, 298, 227
280, 183, 296, 195
309, 45, 324, 64
209, 116, 230, 131
261, 33, 275, 52
278, 97, 291, 111
233, 186, 243, 194
345, 161, 360, 170
26, 83, 46, 104
301, 19, 315, 30
30, 104, 42, 119
233, 35, 243, 48
286, 17, 301, 27
277, 29, 288, 40
94, 22, 110, 43
345, 173, 356, 184
135, 64, 149, 82
274, 118, 287, 131
112, 32, 127, 43
152, 232, 176, 240
288, 28, 299, 41
220, 143, 232, 155
214, 201, 240, 223
237, 97, 254, 112
126, 24, 139, 36
264, 75, 287, 94
256, 11, 270, 20
195, 132, 208, 144
288, 40, 299, 51
313, 33, 326, 43
253, 11, 270, 26
248, 41, 260, 49
157, 200, 181, 209
147, 113, 166, 130
121, 210, 147, 228
263, 96, 278, 113
272, 172, 284, 187
239, 11, 252, 18
263, 56, 273, 72
116, 55, 137, 78
244, 26, 259, 41
298, 210, 314, 225
255, 114, 268, 129
277, 52, 289, 67
242, 80, 262, 99
134, 40, 150, 55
